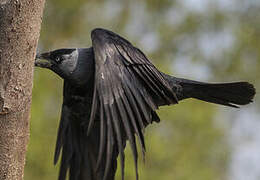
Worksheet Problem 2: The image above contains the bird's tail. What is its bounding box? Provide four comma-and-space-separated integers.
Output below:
177, 78, 256, 108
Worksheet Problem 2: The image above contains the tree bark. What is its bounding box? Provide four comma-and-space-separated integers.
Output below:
0, 0, 45, 179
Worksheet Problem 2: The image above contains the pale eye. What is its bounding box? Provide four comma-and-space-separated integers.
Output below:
56, 56, 65, 63
55, 57, 60, 62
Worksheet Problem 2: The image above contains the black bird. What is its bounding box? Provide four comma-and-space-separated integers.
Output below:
35, 28, 255, 180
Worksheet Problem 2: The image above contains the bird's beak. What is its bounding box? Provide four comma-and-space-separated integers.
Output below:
35, 52, 52, 68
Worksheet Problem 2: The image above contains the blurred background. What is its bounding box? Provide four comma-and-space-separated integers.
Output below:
26, 0, 259, 179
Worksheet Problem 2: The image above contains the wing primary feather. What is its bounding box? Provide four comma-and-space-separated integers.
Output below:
101, 66, 116, 180
142, 65, 169, 91
54, 105, 70, 164
143, 64, 166, 83
110, 104, 125, 180
120, 44, 147, 65
119, 69, 146, 129
58, 126, 73, 180
69, 123, 82, 180
114, 44, 133, 65
58, 155, 69, 180
124, 66, 158, 110
134, 65, 174, 104
114, 71, 147, 162
116, 97, 139, 180
122, 84, 146, 129
114, 41, 178, 104
106, 64, 126, 180
108, 63, 140, 179
142, 65, 178, 103
132, 66, 162, 97
96, 102, 106, 171
123, 69, 154, 124
103, 105, 114, 180
120, 91, 146, 157
125, 67, 158, 124
87, 82, 98, 136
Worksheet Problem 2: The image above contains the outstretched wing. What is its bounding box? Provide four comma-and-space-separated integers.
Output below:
88, 28, 178, 180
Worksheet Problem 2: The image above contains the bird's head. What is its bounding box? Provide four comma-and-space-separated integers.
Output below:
35, 48, 94, 85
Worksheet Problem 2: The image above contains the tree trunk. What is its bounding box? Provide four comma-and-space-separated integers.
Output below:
0, 0, 45, 179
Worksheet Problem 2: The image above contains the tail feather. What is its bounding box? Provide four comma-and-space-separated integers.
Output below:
180, 80, 255, 108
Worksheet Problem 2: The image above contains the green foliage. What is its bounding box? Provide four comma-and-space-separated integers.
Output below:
25, 0, 259, 179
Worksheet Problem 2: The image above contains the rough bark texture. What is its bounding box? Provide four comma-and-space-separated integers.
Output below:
0, 0, 45, 179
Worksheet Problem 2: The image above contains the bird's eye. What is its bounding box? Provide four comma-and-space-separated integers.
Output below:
56, 56, 64, 63
55, 57, 60, 62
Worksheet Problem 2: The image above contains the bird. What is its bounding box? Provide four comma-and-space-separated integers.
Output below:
35, 28, 256, 180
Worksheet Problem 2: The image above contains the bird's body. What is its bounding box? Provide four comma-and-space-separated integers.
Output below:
35, 28, 255, 180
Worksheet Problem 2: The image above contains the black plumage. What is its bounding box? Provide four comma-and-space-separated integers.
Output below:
35, 28, 256, 180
